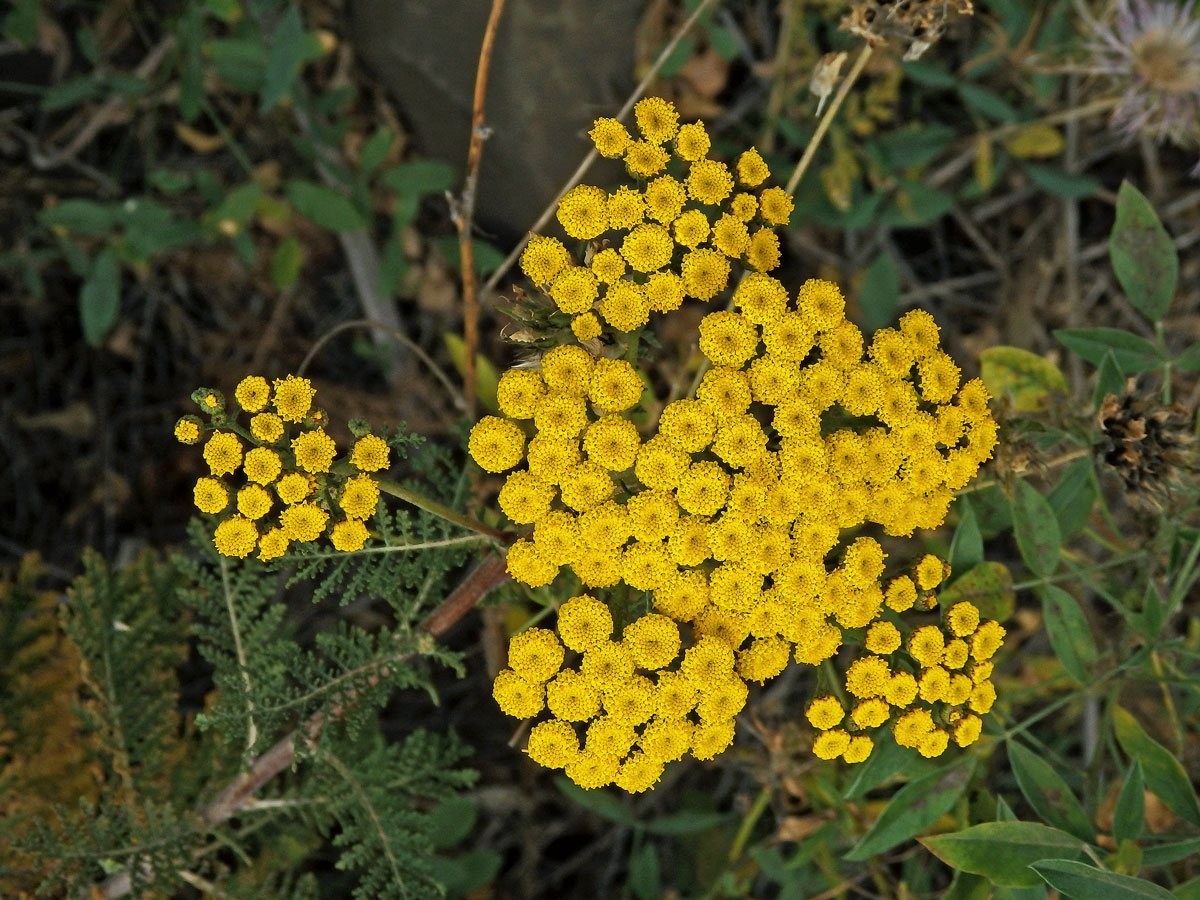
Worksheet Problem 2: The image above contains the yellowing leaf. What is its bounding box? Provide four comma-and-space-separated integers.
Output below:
974, 134, 994, 191
980, 345, 1067, 412
1005, 124, 1065, 159
174, 121, 226, 154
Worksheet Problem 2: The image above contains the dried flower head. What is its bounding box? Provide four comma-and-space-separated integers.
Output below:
1082, 0, 1200, 162
841, 0, 974, 60
1096, 379, 1196, 507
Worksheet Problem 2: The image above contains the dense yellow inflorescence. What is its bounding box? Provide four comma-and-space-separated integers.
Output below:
176, 376, 391, 560
477, 97, 1004, 793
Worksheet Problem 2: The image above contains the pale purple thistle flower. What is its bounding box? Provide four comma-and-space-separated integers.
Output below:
1084, 0, 1200, 168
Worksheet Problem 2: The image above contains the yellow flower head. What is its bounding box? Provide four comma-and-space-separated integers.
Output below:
806, 694, 845, 730
330, 518, 369, 552
845, 655, 890, 698
589, 117, 632, 158
588, 357, 644, 414
257, 527, 289, 561
908, 625, 946, 667
622, 613, 681, 670
174, 416, 202, 444
813, 728, 851, 760
280, 502, 329, 542
508, 627, 565, 683
557, 595, 613, 652
546, 669, 602, 721
590, 247, 627, 283
915, 553, 949, 590
746, 228, 781, 272
672, 208, 711, 248
505, 538, 559, 587
193, 477, 228, 515
276, 471, 313, 505
681, 248, 731, 301
521, 235, 571, 285
601, 281, 650, 332
292, 428, 337, 474
549, 266, 600, 315
946, 601, 981, 637
339, 473, 379, 520
250, 413, 285, 444
686, 159, 734, 205
273, 375, 316, 423
571, 311, 602, 342
796, 278, 845, 332
541, 345, 594, 396
607, 185, 645, 230
493, 668, 545, 719
620, 223, 674, 273
214, 516, 259, 558
556, 184, 608, 240
645, 270, 686, 313
498, 470, 555, 524
526, 718, 580, 769
634, 96, 679, 143
203, 431, 243, 477
674, 120, 710, 161
243, 447, 282, 485
468, 416, 526, 472
625, 140, 669, 177
235, 375, 270, 412
736, 147, 770, 186
730, 192, 758, 221
237, 484, 273, 521
758, 186, 794, 226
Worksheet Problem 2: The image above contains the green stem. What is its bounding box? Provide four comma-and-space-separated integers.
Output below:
727, 785, 772, 864
376, 478, 508, 541
1156, 321, 1173, 405
998, 653, 1143, 742
1010, 551, 1148, 592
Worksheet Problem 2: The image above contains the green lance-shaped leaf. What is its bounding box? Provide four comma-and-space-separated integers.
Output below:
844, 757, 975, 861
1006, 740, 1094, 840
1112, 707, 1200, 827
920, 821, 1088, 888
80, 247, 121, 347
1010, 479, 1062, 578
1110, 181, 1178, 323
1039, 586, 1099, 685
1112, 758, 1145, 844
1055, 328, 1162, 373
1030, 859, 1176, 900
980, 346, 1068, 412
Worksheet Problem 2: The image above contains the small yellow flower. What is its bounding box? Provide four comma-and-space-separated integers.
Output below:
174, 417, 201, 444
600, 281, 650, 332
350, 434, 390, 471
805, 695, 845, 730
243, 447, 282, 485
468, 416, 526, 472
339, 473, 379, 519
292, 428, 337, 474
235, 375, 271, 412
237, 484, 273, 520
526, 719, 579, 769
549, 266, 599, 315
557, 595, 613, 652
203, 432, 243, 476
556, 185, 608, 240
681, 248, 731, 300
508, 627, 565, 682
758, 186, 793, 225
328, 518, 368, 551
590, 247, 626, 283
620, 223, 674, 273
250, 413, 285, 444
571, 311, 602, 342
273, 375, 316, 423
276, 471, 313, 504
281, 502, 329, 542
736, 147, 770, 186
492, 669, 545, 719
625, 140, 669, 177
588, 117, 632, 157
674, 120, 710, 161
214, 516, 258, 558
193, 477, 228, 514
520, 235, 571, 285
634, 96, 679, 143
257, 527, 289, 561
644, 175, 687, 223
672, 208, 711, 248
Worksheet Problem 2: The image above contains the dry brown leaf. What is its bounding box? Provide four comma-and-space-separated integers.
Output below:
174, 121, 226, 154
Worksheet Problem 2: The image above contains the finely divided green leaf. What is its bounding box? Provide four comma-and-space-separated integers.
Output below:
1030, 859, 1175, 900
1112, 707, 1200, 827
1006, 741, 1093, 840
1011, 479, 1061, 578
844, 758, 974, 860
1110, 181, 1178, 322
1055, 328, 1162, 373
1112, 759, 1145, 844
1039, 586, 1098, 684
920, 821, 1088, 887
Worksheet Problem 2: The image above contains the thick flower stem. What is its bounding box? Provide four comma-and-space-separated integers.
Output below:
376, 477, 508, 542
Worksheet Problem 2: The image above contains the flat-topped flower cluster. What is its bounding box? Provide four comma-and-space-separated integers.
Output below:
471, 97, 1004, 793
175, 376, 390, 560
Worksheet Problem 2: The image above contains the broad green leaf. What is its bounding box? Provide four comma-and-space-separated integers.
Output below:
1110, 181, 1178, 322
426, 795, 476, 849
920, 821, 1088, 888
1112, 759, 1144, 844
980, 346, 1067, 412
902, 59, 958, 87
285, 179, 369, 233
882, 180, 953, 227
1094, 350, 1127, 410
1112, 707, 1200, 826
554, 775, 636, 826
959, 83, 1020, 123
209, 181, 262, 226
1004, 124, 1065, 159
1030, 859, 1175, 900
1024, 164, 1101, 199
629, 841, 661, 900
270, 236, 304, 290
1006, 740, 1093, 839
843, 729, 911, 800
359, 126, 395, 178
39, 199, 117, 235
1046, 457, 1096, 540
429, 849, 502, 895
4, 0, 39, 46
860, 251, 900, 334
1142, 836, 1200, 867
938, 561, 1014, 622
261, 4, 307, 111
41, 75, 104, 112
1173, 875, 1200, 900
1055, 328, 1162, 373
844, 758, 975, 861
79, 248, 121, 347
1174, 341, 1200, 371
643, 810, 727, 835
949, 498, 984, 574
879, 125, 957, 170
1011, 479, 1061, 578
1039, 586, 1098, 684
207, 37, 269, 93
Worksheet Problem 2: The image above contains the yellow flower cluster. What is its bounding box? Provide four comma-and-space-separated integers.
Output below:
177, 375, 392, 560
521, 98, 794, 341
477, 98, 1003, 792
